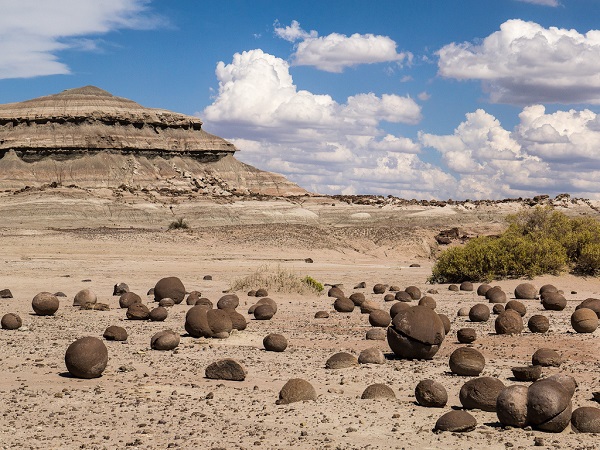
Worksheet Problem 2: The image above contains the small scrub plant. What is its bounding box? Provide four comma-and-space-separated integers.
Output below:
168, 217, 189, 230
301, 276, 324, 293
231, 265, 324, 295
430, 206, 600, 283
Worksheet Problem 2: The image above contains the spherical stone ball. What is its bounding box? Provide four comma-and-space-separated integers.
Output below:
477, 284, 492, 296
360, 300, 380, 314
486, 287, 507, 304
126, 303, 150, 320
545, 374, 577, 398
217, 294, 239, 310
390, 301, 410, 318
149, 306, 168, 322
448, 284, 459, 292
224, 308, 247, 331
532, 348, 562, 367
1, 313, 22, 330
369, 309, 391, 327
496, 385, 529, 428
158, 298, 175, 308
314, 310, 329, 319
514, 283, 537, 299
32, 292, 59, 316
207, 309, 233, 338
418, 296, 436, 309
405, 286, 422, 300
539, 284, 558, 296
153, 277, 186, 304
576, 298, 600, 318
389, 285, 401, 292
415, 379, 448, 408
457, 306, 470, 316
457, 328, 477, 344
495, 309, 524, 335
256, 297, 278, 314
358, 347, 385, 364
387, 305, 446, 360
361, 383, 396, 400
150, 330, 180, 351
119, 292, 142, 309
395, 291, 413, 302
459, 376, 505, 412
64, 336, 108, 379
365, 328, 386, 341
186, 291, 202, 305
383, 293, 396, 302
334, 297, 355, 313
276, 378, 317, 405
349, 292, 366, 306
325, 352, 358, 369
541, 292, 567, 311
449, 347, 485, 376
185, 305, 212, 338
492, 304, 505, 315
511, 365, 542, 382
505, 300, 526, 317
469, 303, 490, 322
571, 308, 598, 333
103, 325, 128, 341
434, 410, 477, 432
460, 281, 474, 292
255, 288, 268, 298
263, 333, 287, 352
205, 358, 247, 381
73, 288, 97, 306
328, 286, 345, 299
373, 283, 387, 294
254, 304, 275, 320
527, 379, 572, 432
528, 315, 550, 333
571, 407, 600, 433
438, 314, 451, 334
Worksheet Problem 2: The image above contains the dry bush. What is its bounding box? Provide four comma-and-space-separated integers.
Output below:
230, 265, 323, 295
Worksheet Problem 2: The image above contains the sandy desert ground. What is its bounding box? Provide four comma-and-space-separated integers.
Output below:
1, 188, 600, 450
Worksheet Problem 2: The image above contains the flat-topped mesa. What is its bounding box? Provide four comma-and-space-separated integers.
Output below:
0, 86, 236, 162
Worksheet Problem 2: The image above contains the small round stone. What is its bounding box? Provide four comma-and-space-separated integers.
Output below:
415, 379, 447, 408
263, 333, 288, 352
149, 306, 168, 322
254, 304, 275, 320
527, 378, 572, 432
360, 300, 380, 314
73, 288, 97, 306
255, 288, 268, 297
334, 297, 355, 313
32, 292, 59, 316
541, 292, 567, 311
389, 285, 401, 292
365, 328, 386, 340
418, 296, 436, 309
158, 298, 175, 307
384, 293, 396, 302
358, 347, 385, 364
492, 304, 505, 314
103, 325, 128, 341
314, 310, 329, 319
511, 365, 542, 381
532, 348, 562, 367
373, 283, 387, 294
328, 286, 344, 298
369, 309, 391, 327
119, 292, 142, 308
457, 328, 476, 344
448, 284, 459, 292
539, 284, 558, 295
528, 315, 550, 333
434, 410, 477, 432
469, 303, 490, 322
505, 300, 526, 317
514, 282, 537, 299
150, 330, 180, 350
225, 308, 247, 331
449, 347, 485, 376
217, 294, 239, 310
186, 291, 202, 305
571, 308, 598, 333
405, 286, 421, 300
349, 292, 366, 306
325, 352, 358, 369
195, 297, 213, 308
395, 291, 412, 302
496, 385, 529, 428
571, 407, 600, 433
486, 287, 507, 304
495, 309, 523, 335
459, 376, 505, 412
205, 359, 247, 381
477, 284, 491, 296
64, 336, 108, 379
390, 301, 410, 318
361, 383, 395, 400
276, 379, 317, 404
457, 306, 470, 316
1, 313, 22, 330
126, 303, 150, 320
460, 281, 473, 291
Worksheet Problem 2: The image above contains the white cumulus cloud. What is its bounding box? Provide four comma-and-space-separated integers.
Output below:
437, 19, 600, 104
0, 0, 163, 79
273, 20, 317, 42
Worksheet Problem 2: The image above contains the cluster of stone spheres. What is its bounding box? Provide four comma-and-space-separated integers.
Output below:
1, 277, 600, 433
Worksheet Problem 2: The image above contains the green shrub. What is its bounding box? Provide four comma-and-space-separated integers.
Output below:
168, 217, 189, 230
574, 242, 600, 275
301, 276, 324, 292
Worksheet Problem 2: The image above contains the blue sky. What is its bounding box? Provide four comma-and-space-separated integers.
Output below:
2, 0, 600, 199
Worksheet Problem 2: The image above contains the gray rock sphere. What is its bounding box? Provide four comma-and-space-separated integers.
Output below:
571, 308, 598, 333
119, 292, 141, 309
415, 379, 447, 408
434, 410, 477, 432
64, 336, 108, 379
103, 325, 128, 341
73, 288, 97, 307
358, 347, 386, 365
263, 333, 287, 352
32, 292, 59, 316
205, 359, 247, 381
361, 383, 395, 400
1, 313, 22, 330
496, 385, 529, 428
571, 407, 600, 433
153, 277, 186, 304
325, 352, 358, 369
469, 303, 490, 322
369, 309, 391, 327
514, 282, 537, 299
387, 305, 445, 360
276, 378, 317, 404
459, 377, 505, 412
449, 347, 485, 376
151, 330, 180, 350
495, 309, 523, 335
528, 315, 550, 333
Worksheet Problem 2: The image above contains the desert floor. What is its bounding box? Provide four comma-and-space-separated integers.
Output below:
1, 191, 600, 449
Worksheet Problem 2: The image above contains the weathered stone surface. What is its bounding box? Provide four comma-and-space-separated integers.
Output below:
394, 291, 413, 302
434, 410, 477, 432
64, 336, 108, 379
73, 289, 96, 306
390, 301, 410, 318
361, 383, 396, 400
205, 359, 247, 381
154, 277, 186, 304
477, 284, 491, 296
469, 303, 490, 322
119, 292, 142, 309
358, 347, 386, 365
496, 385, 529, 428
0, 289, 13, 299
571, 308, 598, 333
387, 305, 445, 360
495, 309, 523, 335
528, 315, 550, 333
485, 287, 507, 303
349, 292, 366, 306
457, 306, 470, 316
32, 292, 59, 316
514, 283, 537, 299
1, 313, 22, 330
328, 287, 345, 299
415, 379, 447, 408
457, 328, 476, 344
449, 347, 485, 376
253, 304, 275, 320
325, 352, 358, 369
576, 298, 600, 318
511, 365, 542, 381
438, 314, 451, 334
545, 374, 577, 398
113, 283, 129, 296
103, 325, 128, 341
126, 303, 150, 320
333, 297, 355, 313
405, 286, 421, 300
532, 348, 562, 367
505, 300, 526, 317
149, 306, 168, 322
418, 296, 436, 309
527, 379, 572, 432
185, 306, 232, 338
365, 328, 386, 341
263, 333, 287, 352
217, 294, 239, 310
360, 300, 380, 314
151, 330, 180, 351
571, 407, 600, 433
276, 379, 317, 404
459, 377, 505, 412
460, 281, 474, 292
224, 308, 247, 331
158, 298, 175, 308
373, 284, 387, 294
541, 292, 567, 311
369, 309, 391, 327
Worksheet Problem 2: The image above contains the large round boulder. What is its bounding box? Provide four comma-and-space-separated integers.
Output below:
505, 300, 526, 317
276, 378, 317, 404
485, 287, 507, 304
64, 336, 108, 379
149, 306, 168, 322
394, 291, 413, 302
532, 348, 562, 367
150, 330, 180, 350
153, 277, 186, 304
32, 292, 59, 316
333, 297, 355, 313
349, 292, 366, 306
477, 284, 491, 296
205, 359, 247, 381
571, 407, 600, 433
369, 309, 391, 327
528, 315, 550, 333
387, 305, 445, 360
126, 303, 150, 320
390, 301, 410, 318
449, 347, 485, 376
325, 352, 358, 369
571, 308, 598, 333
73, 288, 97, 307
217, 294, 239, 310
495, 309, 523, 335
468, 303, 490, 322
459, 377, 505, 412
576, 298, 600, 318
361, 383, 396, 400
514, 283, 537, 299
373, 284, 387, 294
405, 286, 422, 300
434, 410, 477, 432
263, 333, 288, 352
414, 379, 447, 408
185, 306, 233, 338
119, 292, 142, 309
103, 325, 128, 341
358, 347, 386, 365
527, 378, 572, 432
541, 292, 567, 311
457, 328, 477, 344
496, 385, 529, 428
1, 313, 22, 330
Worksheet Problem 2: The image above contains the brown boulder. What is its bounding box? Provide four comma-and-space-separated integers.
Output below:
449, 347, 485, 376
495, 309, 523, 335
496, 385, 529, 428
532, 348, 562, 367
394, 291, 413, 302
119, 292, 142, 309
217, 294, 239, 310
1, 313, 22, 330
358, 347, 386, 364
103, 325, 128, 341
361, 383, 395, 400
333, 297, 355, 313
369, 309, 391, 327
459, 377, 505, 412
373, 283, 387, 294
64, 336, 108, 379
514, 283, 537, 299
126, 303, 150, 320
527, 379, 572, 432
149, 306, 168, 322
389, 301, 410, 318
150, 330, 180, 350
32, 292, 59, 316
469, 303, 490, 322
457, 328, 476, 344
415, 379, 447, 408
505, 300, 526, 317
571, 308, 598, 333
263, 333, 287, 352
73, 288, 96, 306
387, 305, 445, 360
434, 410, 477, 432
541, 292, 567, 311
405, 286, 422, 300
571, 407, 600, 433
528, 315, 550, 333
325, 352, 358, 369
205, 359, 247, 381
276, 378, 317, 404
154, 277, 186, 304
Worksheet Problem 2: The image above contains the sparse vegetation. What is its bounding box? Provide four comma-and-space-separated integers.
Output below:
231, 265, 324, 295
430, 207, 600, 282
168, 217, 189, 230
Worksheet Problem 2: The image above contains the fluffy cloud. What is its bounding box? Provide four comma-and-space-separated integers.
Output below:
437, 19, 600, 104
274, 21, 411, 72
0, 0, 162, 79
202, 49, 459, 197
